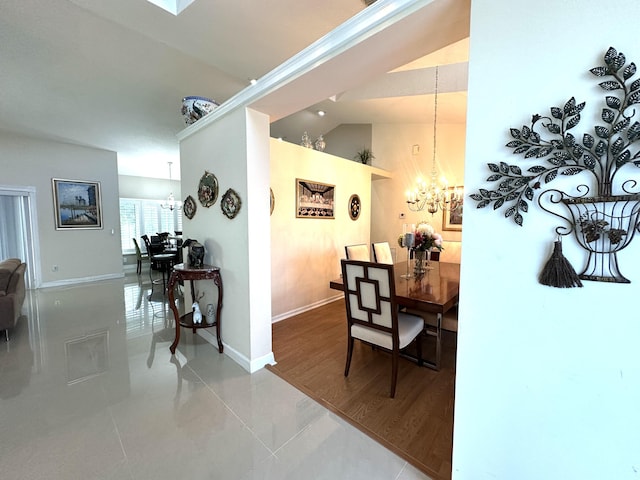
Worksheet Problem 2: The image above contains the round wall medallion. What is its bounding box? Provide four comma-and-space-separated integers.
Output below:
183, 195, 197, 219
349, 194, 361, 220
270, 188, 275, 215
221, 188, 242, 219
198, 171, 218, 207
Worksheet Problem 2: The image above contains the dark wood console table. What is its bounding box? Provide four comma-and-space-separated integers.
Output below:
167, 263, 223, 355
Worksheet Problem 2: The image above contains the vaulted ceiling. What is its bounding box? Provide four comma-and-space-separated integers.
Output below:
0, 0, 469, 179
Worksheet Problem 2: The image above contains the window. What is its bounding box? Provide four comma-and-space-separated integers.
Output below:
119, 198, 182, 254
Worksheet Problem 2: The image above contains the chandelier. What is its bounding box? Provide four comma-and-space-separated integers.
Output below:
161, 161, 181, 211
406, 66, 462, 214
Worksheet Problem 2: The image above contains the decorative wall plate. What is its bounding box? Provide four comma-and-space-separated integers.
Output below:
348, 194, 361, 220
183, 195, 197, 219
197, 171, 218, 207
270, 188, 275, 215
221, 188, 241, 219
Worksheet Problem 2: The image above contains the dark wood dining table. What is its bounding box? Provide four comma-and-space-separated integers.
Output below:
329, 261, 460, 370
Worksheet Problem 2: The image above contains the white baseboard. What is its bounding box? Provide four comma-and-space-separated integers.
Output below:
197, 329, 276, 374
39, 272, 125, 289
271, 294, 342, 323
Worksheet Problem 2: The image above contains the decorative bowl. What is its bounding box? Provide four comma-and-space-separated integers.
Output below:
181, 96, 219, 125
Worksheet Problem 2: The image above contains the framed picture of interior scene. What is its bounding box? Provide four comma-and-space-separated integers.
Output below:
442, 186, 463, 231
296, 179, 335, 218
52, 178, 103, 230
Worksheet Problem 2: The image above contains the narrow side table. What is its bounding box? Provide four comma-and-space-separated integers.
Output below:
167, 263, 223, 354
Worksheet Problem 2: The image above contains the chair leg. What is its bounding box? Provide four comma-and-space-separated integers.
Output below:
390, 349, 398, 398
416, 331, 423, 367
344, 336, 354, 377
136, 259, 141, 275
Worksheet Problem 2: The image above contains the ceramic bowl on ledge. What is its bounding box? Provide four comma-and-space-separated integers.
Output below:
181, 96, 219, 125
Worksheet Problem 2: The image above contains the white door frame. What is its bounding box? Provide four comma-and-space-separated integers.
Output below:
0, 184, 42, 288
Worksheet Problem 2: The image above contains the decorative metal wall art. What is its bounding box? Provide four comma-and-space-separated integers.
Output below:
198, 171, 218, 207
221, 188, 241, 219
348, 194, 361, 220
471, 47, 640, 284
183, 195, 197, 219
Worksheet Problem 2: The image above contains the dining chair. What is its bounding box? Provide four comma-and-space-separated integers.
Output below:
340, 259, 424, 398
344, 244, 370, 261
372, 242, 394, 264
132, 238, 148, 275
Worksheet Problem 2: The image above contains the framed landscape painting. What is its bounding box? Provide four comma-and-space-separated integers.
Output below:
442, 186, 463, 231
52, 178, 103, 230
296, 179, 335, 218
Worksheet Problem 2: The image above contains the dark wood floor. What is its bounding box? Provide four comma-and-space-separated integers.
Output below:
268, 299, 455, 480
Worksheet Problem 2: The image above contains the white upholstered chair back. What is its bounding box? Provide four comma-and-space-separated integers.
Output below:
341, 260, 394, 330
345, 244, 370, 261
372, 242, 394, 264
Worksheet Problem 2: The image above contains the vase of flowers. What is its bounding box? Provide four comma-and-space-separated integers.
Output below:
412, 222, 443, 276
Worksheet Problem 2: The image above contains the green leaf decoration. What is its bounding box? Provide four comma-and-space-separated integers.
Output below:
525, 147, 540, 158
488, 163, 500, 172
510, 128, 521, 139
518, 200, 529, 212
537, 146, 554, 157
521, 126, 531, 139
506, 140, 523, 148
595, 140, 607, 156
528, 165, 547, 173
493, 198, 504, 210
499, 162, 509, 174
505, 206, 516, 217
469, 193, 484, 201
477, 200, 490, 208
486, 174, 502, 181
614, 52, 626, 71
509, 165, 522, 175
550, 107, 563, 119
505, 192, 518, 201
631, 78, 640, 91
564, 133, 576, 147
561, 167, 582, 176
590, 66, 607, 77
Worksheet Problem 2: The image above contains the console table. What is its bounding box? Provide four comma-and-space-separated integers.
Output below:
167, 263, 223, 354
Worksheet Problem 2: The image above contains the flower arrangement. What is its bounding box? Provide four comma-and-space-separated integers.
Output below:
397, 223, 444, 251
413, 222, 443, 252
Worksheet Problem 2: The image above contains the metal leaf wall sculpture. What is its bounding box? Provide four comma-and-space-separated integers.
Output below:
471, 46, 640, 283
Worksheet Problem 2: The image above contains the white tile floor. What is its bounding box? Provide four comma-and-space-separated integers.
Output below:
0, 275, 431, 480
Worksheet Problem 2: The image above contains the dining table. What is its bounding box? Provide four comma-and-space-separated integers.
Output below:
329, 261, 460, 371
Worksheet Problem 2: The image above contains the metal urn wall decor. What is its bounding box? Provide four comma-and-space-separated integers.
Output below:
471, 47, 640, 284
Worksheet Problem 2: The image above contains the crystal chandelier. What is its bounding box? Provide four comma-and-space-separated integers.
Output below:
406, 67, 462, 214
161, 161, 181, 211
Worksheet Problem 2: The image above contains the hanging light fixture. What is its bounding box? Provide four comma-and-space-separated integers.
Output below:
161, 161, 181, 211
406, 67, 462, 214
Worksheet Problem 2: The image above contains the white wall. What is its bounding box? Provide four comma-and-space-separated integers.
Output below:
119, 175, 181, 201
0, 132, 122, 286
371, 121, 466, 264
270, 139, 373, 320
453, 1, 640, 479
180, 108, 273, 372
